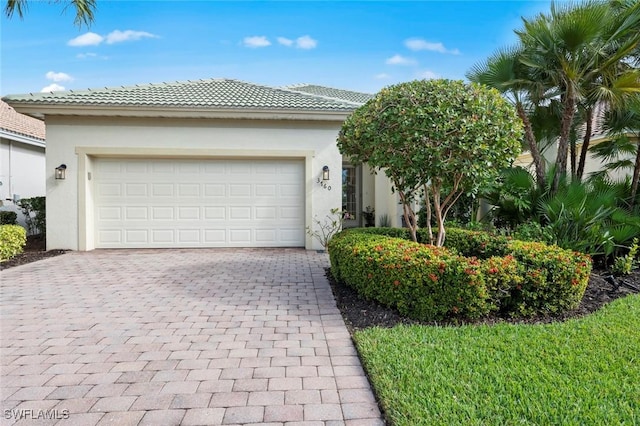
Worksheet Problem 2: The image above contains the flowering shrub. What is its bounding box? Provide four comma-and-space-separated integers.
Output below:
329, 231, 493, 321
329, 227, 592, 319
505, 240, 591, 316
0, 225, 27, 261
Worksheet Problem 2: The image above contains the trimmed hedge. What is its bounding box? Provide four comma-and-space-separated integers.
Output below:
329, 228, 592, 320
330, 232, 491, 320
0, 225, 27, 261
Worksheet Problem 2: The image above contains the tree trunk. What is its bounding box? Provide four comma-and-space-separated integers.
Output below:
631, 142, 640, 208
516, 103, 546, 188
423, 184, 434, 245
431, 186, 446, 247
553, 91, 576, 192
570, 126, 577, 179
577, 107, 594, 182
398, 190, 418, 242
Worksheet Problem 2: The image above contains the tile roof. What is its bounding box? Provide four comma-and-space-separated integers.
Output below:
2, 79, 365, 112
0, 100, 45, 140
285, 84, 373, 105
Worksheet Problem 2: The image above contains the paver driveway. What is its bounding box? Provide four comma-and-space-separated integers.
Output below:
1, 249, 383, 425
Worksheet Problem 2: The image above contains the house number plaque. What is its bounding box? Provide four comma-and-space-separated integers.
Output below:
316, 178, 331, 191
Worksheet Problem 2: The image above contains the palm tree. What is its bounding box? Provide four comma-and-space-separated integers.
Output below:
467, 48, 548, 188
590, 96, 640, 205
516, 0, 640, 191
575, 0, 640, 181
4, 0, 96, 26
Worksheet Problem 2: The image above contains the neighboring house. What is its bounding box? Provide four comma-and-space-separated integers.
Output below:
0, 100, 46, 201
0, 100, 46, 226
3, 79, 401, 251
514, 103, 639, 181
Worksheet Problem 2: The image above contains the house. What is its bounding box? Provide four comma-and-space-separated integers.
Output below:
514, 102, 639, 182
3, 79, 403, 251
0, 100, 46, 225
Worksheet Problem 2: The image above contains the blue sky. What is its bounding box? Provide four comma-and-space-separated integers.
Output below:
1, 1, 553, 96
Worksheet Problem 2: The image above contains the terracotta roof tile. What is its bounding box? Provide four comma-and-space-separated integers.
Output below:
0, 100, 45, 140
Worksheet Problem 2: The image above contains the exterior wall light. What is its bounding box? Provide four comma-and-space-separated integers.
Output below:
55, 164, 67, 180
322, 166, 330, 181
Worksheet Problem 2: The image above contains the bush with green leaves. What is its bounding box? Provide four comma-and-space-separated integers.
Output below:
18, 196, 45, 236
0, 225, 27, 261
0, 211, 18, 225
485, 167, 640, 262
330, 228, 592, 319
612, 238, 639, 276
329, 231, 492, 321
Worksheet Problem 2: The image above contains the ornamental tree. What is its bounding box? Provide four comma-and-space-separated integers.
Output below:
337, 79, 523, 246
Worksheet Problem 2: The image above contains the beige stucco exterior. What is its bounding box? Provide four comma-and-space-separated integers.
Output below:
514, 135, 638, 182
0, 136, 45, 201
44, 115, 343, 251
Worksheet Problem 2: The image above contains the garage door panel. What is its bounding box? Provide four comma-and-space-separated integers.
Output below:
99, 229, 122, 244
230, 229, 251, 243
98, 207, 121, 220
177, 207, 200, 220
152, 184, 174, 197
94, 158, 304, 248
98, 183, 122, 197
229, 207, 251, 220
152, 207, 174, 220
125, 207, 148, 220
125, 229, 148, 244
177, 229, 200, 243
204, 229, 226, 243
204, 207, 225, 220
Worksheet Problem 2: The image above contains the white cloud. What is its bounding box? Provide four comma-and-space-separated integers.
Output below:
41, 83, 66, 92
416, 69, 440, 79
68, 30, 157, 47
405, 38, 460, 55
277, 37, 293, 47
243, 36, 271, 48
295, 35, 317, 49
385, 54, 416, 66
375, 73, 391, 80
68, 32, 104, 47
45, 71, 73, 82
105, 30, 158, 44
76, 52, 97, 59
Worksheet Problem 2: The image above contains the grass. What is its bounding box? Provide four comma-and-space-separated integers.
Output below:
354, 295, 640, 426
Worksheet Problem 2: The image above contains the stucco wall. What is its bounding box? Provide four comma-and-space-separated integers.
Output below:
0, 137, 45, 201
45, 116, 343, 251
514, 136, 637, 182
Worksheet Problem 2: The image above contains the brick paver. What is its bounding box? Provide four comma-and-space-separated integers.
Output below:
1, 249, 383, 424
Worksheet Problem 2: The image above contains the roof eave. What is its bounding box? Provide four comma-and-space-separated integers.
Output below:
7, 103, 354, 122
0, 128, 46, 148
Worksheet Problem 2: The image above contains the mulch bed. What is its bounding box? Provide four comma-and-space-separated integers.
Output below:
0, 235, 67, 271
328, 267, 640, 331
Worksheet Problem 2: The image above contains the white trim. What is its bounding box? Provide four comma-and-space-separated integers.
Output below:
0, 129, 45, 148
11, 104, 352, 122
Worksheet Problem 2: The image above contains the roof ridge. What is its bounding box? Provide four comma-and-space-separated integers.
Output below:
280, 84, 367, 107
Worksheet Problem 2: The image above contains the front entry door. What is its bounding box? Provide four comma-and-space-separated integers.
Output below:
342, 164, 360, 228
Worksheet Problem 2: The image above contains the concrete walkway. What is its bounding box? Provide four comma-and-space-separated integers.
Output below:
1, 249, 383, 425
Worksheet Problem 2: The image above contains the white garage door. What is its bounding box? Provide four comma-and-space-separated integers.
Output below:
93, 158, 305, 248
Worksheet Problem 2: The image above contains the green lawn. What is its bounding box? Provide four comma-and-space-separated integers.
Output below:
354, 295, 640, 426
